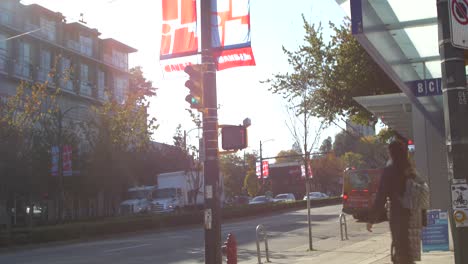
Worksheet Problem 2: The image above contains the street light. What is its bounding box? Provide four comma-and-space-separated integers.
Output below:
53, 105, 88, 222
259, 139, 274, 182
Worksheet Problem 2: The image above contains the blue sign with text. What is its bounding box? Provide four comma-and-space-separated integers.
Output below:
406, 78, 442, 97
422, 210, 449, 252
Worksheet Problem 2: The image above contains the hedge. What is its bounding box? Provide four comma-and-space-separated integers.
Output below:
0, 197, 341, 247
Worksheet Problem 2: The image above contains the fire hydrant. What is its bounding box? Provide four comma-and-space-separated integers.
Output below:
221, 233, 237, 264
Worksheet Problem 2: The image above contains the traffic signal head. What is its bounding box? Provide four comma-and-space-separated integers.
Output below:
221, 125, 248, 150
184, 64, 205, 110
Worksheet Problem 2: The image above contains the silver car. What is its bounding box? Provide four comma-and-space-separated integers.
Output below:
303, 192, 329, 200
249, 195, 274, 205
273, 193, 296, 203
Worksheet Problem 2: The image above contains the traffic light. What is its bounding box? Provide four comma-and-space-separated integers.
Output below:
184, 64, 205, 110
221, 125, 248, 150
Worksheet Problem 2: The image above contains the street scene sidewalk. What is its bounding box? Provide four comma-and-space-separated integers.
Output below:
239, 224, 454, 264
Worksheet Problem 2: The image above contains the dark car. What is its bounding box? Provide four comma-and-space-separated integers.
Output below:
231, 195, 250, 205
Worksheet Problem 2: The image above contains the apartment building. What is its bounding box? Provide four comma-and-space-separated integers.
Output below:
0, 0, 137, 121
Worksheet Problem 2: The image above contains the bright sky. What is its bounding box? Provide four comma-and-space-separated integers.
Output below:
22, 0, 348, 158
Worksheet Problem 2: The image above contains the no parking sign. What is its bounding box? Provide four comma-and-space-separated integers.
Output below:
449, 0, 468, 49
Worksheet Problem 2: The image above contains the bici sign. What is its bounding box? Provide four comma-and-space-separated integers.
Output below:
449, 0, 468, 49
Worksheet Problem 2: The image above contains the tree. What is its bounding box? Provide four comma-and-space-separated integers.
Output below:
341, 152, 364, 169
274, 149, 302, 164
129, 66, 157, 97
86, 66, 158, 216
243, 169, 259, 197
311, 153, 344, 194
219, 154, 245, 199
333, 130, 357, 157
319, 136, 332, 153
265, 16, 399, 126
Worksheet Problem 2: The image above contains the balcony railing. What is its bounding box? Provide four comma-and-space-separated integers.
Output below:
14, 61, 32, 79
37, 68, 54, 83
80, 81, 93, 97
103, 54, 128, 71
0, 54, 7, 72
59, 75, 74, 92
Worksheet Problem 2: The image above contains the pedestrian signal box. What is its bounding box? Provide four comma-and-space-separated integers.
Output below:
221, 125, 248, 151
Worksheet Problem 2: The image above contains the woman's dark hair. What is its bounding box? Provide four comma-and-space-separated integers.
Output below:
388, 140, 411, 194
388, 140, 409, 169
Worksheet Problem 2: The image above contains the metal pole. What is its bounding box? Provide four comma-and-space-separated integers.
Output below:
201, 0, 221, 263
304, 98, 313, 250
260, 141, 263, 184
437, 1, 468, 263
57, 111, 64, 222
256, 228, 262, 264
339, 213, 348, 241
264, 232, 270, 263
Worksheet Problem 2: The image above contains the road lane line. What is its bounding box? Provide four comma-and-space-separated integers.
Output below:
103, 243, 152, 253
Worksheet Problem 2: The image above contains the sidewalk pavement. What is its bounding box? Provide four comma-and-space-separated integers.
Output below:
240, 228, 454, 264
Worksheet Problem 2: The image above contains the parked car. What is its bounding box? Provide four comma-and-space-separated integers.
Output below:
303, 192, 329, 200
249, 195, 274, 205
273, 193, 296, 203
226, 195, 251, 206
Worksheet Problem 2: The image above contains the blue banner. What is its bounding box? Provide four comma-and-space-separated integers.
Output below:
406, 78, 442, 97
422, 210, 449, 252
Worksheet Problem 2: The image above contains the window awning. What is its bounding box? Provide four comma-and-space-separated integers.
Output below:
336, 0, 445, 137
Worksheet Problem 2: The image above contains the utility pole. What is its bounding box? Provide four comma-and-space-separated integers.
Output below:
200, 0, 221, 263
437, 1, 468, 263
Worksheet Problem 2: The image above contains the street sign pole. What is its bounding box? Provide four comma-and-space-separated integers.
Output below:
438, 1, 468, 263
200, 0, 221, 263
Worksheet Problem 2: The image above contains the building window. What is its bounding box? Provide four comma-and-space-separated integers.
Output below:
15, 41, 32, 79
59, 57, 73, 91
0, 1, 13, 26
114, 76, 127, 103
38, 49, 52, 83
80, 63, 92, 96
97, 69, 106, 100
79, 35, 93, 57
0, 34, 7, 71
39, 17, 56, 42
112, 50, 128, 70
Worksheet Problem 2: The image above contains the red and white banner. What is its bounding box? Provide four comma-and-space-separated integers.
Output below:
256, 160, 269, 179
51, 145, 73, 177
159, 0, 255, 77
211, 0, 256, 70
160, 0, 198, 60
301, 161, 313, 178
62, 145, 72, 176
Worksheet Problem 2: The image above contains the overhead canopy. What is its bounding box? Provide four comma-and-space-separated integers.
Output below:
336, 0, 446, 137
354, 93, 412, 139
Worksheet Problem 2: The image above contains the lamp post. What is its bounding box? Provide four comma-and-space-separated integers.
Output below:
259, 139, 274, 184
53, 105, 87, 222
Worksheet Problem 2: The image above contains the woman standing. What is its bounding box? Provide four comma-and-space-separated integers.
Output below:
366, 140, 423, 264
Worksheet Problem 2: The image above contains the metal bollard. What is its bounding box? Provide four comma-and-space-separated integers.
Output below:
339, 213, 349, 240
256, 224, 270, 264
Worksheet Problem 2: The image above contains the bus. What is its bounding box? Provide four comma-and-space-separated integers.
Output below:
342, 168, 383, 221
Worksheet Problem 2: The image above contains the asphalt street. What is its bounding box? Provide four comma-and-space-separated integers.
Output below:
0, 204, 378, 264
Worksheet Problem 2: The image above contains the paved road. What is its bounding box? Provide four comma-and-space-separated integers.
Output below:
0, 204, 374, 264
